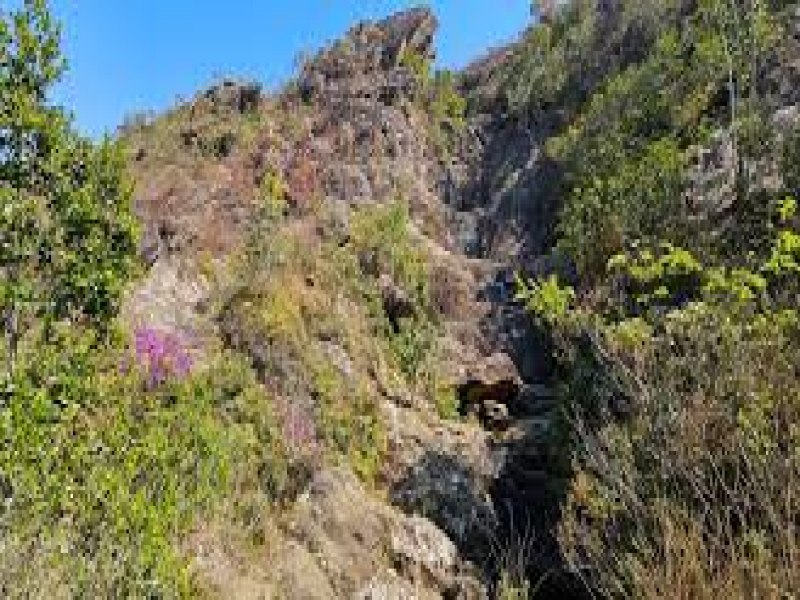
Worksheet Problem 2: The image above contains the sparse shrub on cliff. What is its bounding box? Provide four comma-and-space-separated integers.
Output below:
259, 166, 289, 219
400, 46, 466, 151
349, 202, 430, 309
430, 70, 467, 129
285, 145, 321, 214
220, 203, 418, 487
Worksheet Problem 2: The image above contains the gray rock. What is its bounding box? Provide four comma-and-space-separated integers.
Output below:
203, 78, 262, 114
390, 516, 457, 587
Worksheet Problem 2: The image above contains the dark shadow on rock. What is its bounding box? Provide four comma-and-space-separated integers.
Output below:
443, 114, 566, 263
439, 74, 591, 596
473, 281, 592, 598
390, 451, 495, 567
457, 379, 519, 430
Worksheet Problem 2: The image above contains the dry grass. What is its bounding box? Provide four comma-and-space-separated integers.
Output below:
558, 306, 800, 599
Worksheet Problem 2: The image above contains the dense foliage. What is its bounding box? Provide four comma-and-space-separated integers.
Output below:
515, 1, 800, 597
0, 3, 282, 595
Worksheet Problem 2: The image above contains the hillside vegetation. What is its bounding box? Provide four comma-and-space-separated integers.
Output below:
1, 0, 799, 598
508, 0, 800, 597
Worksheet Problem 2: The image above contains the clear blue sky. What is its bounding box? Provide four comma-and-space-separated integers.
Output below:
47, 1, 533, 138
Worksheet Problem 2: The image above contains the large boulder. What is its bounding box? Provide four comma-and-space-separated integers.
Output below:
284, 467, 487, 598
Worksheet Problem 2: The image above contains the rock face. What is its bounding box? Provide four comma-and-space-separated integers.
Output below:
125, 6, 569, 599
766, 7, 800, 107
203, 79, 263, 114
298, 8, 437, 100
282, 468, 486, 599
291, 7, 451, 243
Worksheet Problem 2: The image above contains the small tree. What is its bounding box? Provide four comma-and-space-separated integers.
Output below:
0, 0, 139, 379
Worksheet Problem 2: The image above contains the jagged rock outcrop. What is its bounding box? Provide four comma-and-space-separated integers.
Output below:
290, 8, 452, 242
298, 8, 436, 102
202, 79, 262, 114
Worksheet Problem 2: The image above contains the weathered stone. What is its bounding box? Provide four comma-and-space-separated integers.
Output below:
285, 467, 486, 598
391, 515, 458, 587
355, 572, 431, 600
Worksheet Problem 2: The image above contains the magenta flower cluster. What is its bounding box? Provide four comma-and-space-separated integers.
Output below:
133, 326, 193, 387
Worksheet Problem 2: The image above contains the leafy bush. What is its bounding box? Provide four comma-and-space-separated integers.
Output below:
259, 166, 289, 220
429, 70, 467, 130
515, 274, 576, 327
1, 0, 139, 375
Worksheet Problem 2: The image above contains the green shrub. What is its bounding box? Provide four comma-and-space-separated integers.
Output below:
259, 167, 289, 220
400, 46, 466, 151
399, 46, 432, 83
431, 378, 460, 421
515, 274, 576, 327
349, 202, 430, 311
0, 10, 294, 590
0, 330, 275, 596
430, 70, 467, 128
498, 0, 683, 120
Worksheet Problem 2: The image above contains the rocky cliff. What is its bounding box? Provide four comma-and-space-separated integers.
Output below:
119, 3, 800, 598
119, 7, 578, 597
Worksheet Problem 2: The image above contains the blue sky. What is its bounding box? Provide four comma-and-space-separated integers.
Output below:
48, 1, 533, 138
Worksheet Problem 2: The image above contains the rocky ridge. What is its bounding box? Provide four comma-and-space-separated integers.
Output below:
122, 7, 584, 599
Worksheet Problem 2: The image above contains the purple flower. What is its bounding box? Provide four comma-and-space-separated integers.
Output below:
131, 326, 194, 387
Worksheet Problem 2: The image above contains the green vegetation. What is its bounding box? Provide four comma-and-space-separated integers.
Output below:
0, 3, 291, 595
1, 347, 278, 597
516, 274, 575, 326
220, 198, 451, 486
514, 1, 800, 597
401, 46, 467, 151
7, 0, 800, 596
0, 2, 235, 593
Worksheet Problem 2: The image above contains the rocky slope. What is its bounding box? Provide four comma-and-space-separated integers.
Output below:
122, 4, 800, 597
119, 7, 582, 598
